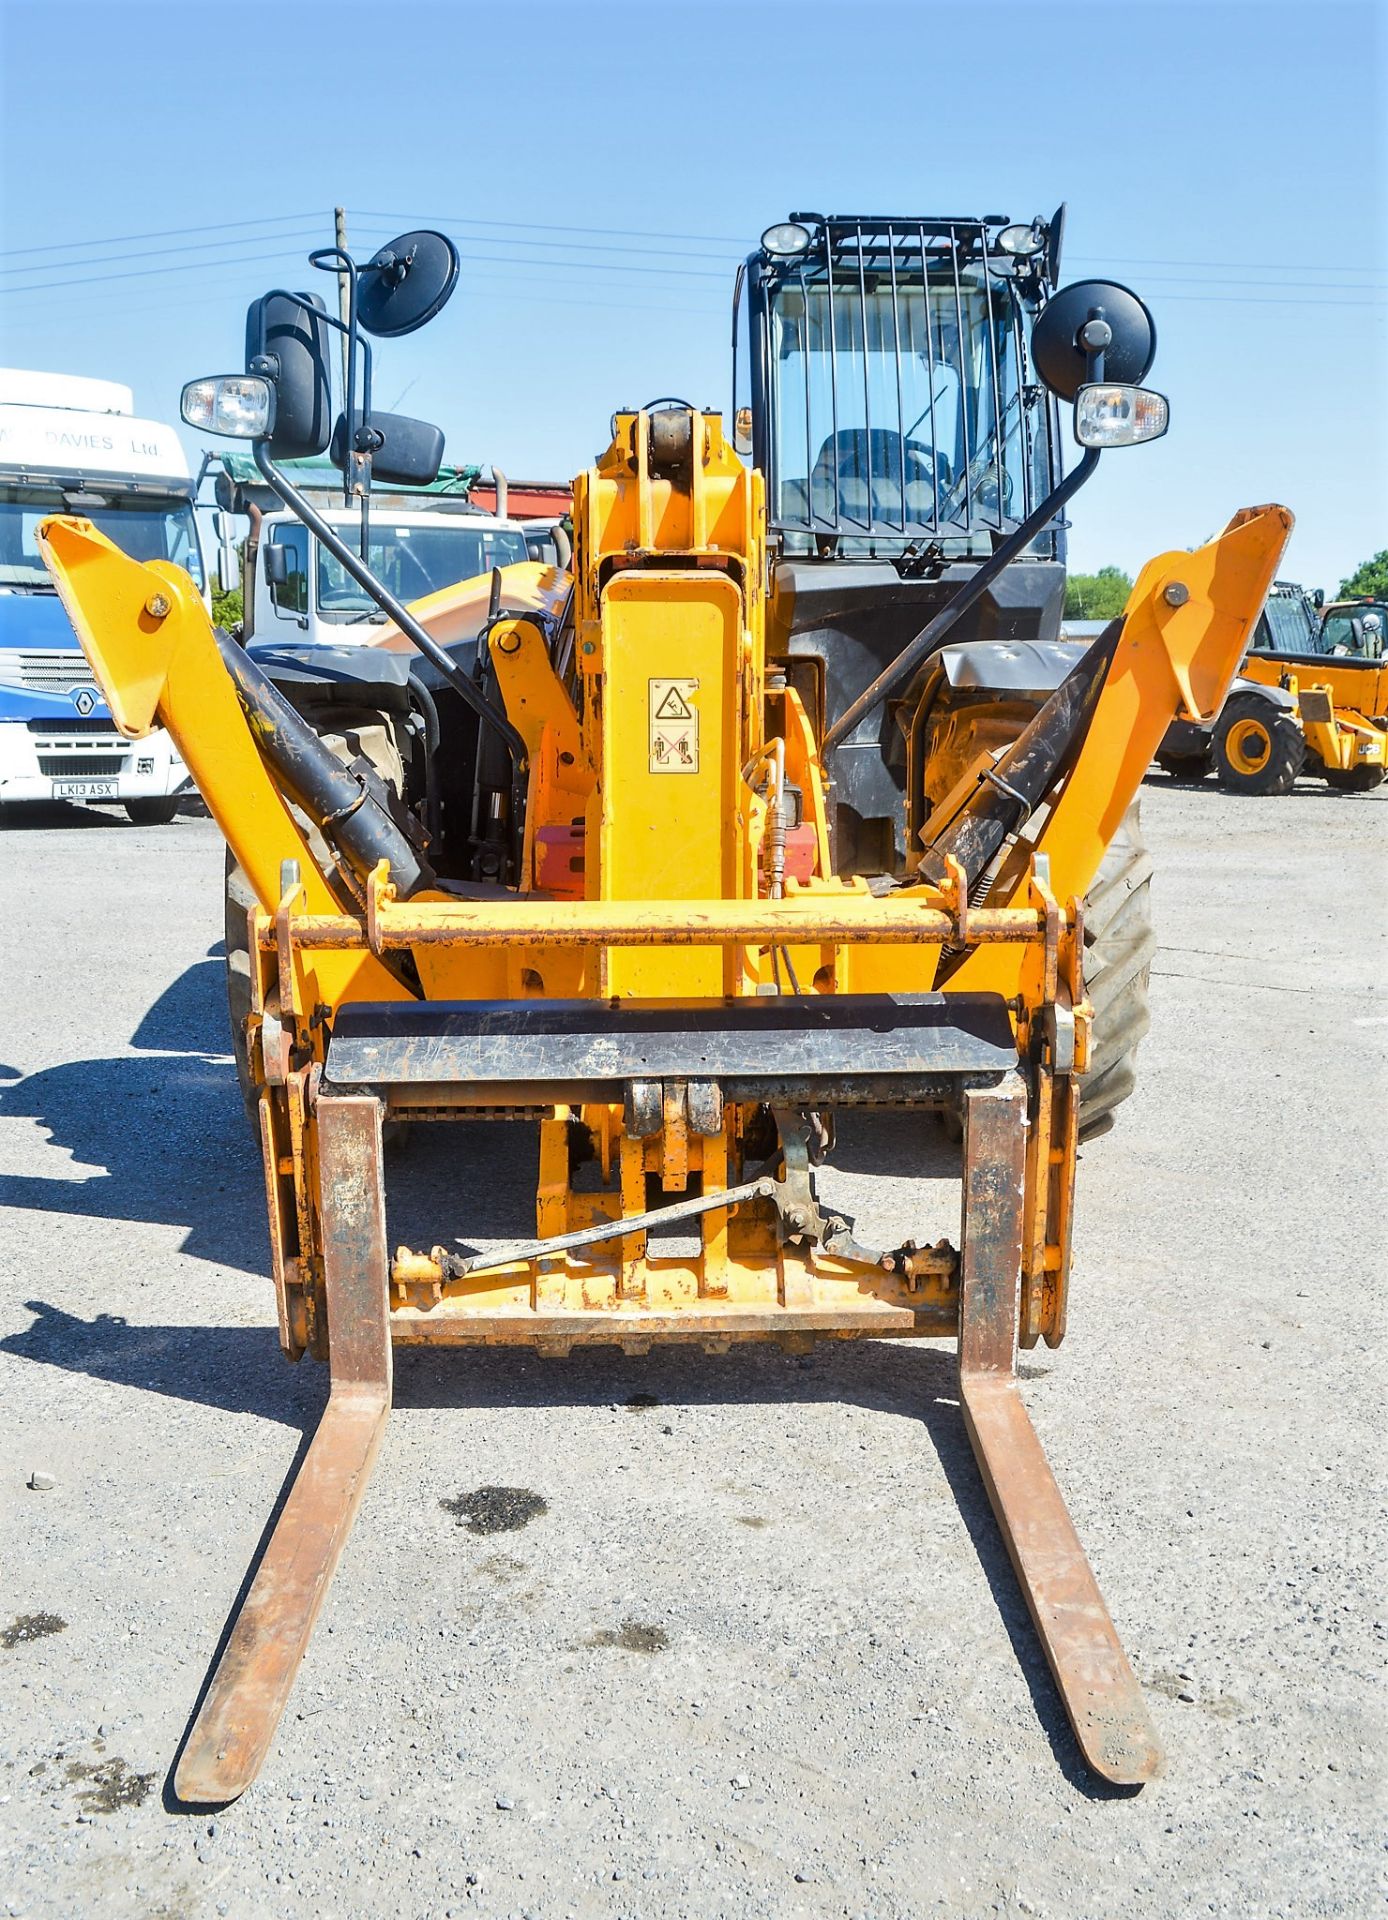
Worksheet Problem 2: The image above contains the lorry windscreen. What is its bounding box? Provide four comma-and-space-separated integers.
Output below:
317, 522, 530, 620
0, 486, 203, 590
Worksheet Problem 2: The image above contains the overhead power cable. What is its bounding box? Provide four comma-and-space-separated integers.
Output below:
7, 242, 735, 298
0, 225, 336, 280
0, 210, 325, 262
355, 209, 747, 247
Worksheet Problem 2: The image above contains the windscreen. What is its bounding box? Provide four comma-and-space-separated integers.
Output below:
1258, 592, 1320, 654
1321, 606, 1386, 658
0, 486, 203, 588
764, 232, 1050, 552
316, 520, 529, 621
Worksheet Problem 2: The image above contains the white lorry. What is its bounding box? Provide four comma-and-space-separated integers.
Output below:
0, 369, 202, 822
211, 454, 531, 646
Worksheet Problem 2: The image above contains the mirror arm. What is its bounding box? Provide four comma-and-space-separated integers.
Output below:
252, 441, 531, 882
822, 445, 1102, 753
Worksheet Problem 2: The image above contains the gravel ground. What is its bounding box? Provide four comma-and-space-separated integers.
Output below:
0, 780, 1383, 1920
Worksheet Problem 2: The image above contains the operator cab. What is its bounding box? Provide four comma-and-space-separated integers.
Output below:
737, 214, 1058, 561
1321, 599, 1387, 660
734, 213, 1166, 874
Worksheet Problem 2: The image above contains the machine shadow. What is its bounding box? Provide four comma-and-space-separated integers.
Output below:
4, 1292, 1111, 1798
0, 955, 267, 1274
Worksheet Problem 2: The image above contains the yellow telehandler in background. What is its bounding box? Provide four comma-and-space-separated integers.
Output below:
40, 213, 1290, 1806
1159, 580, 1388, 792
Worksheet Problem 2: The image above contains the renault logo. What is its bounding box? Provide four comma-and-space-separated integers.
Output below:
73, 688, 97, 716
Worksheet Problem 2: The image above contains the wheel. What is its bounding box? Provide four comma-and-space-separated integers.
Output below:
1210, 694, 1304, 795
125, 796, 179, 826
1323, 763, 1386, 792
1155, 751, 1210, 781
1078, 798, 1155, 1135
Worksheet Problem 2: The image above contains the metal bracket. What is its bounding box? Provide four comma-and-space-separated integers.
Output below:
957, 1076, 1161, 1786
173, 1094, 392, 1805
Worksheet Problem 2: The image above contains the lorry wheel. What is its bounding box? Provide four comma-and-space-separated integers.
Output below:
1210, 694, 1305, 795
1155, 751, 1210, 781
1323, 764, 1386, 792
1078, 798, 1155, 1135
125, 796, 179, 826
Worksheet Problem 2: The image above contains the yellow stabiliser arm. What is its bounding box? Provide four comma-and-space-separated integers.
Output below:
951, 503, 1293, 991
37, 515, 406, 1005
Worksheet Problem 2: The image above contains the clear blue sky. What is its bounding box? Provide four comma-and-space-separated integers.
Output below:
1, 0, 1383, 592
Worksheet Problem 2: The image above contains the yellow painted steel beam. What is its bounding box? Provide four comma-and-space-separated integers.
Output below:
951, 504, 1293, 999
1030, 504, 1295, 897
37, 516, 406, 1009
277, 881, 1048, 952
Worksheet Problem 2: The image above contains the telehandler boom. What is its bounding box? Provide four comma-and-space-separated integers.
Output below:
40, 213, 1290, 1804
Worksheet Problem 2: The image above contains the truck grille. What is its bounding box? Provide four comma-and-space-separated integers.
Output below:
13, 651, 96, 692
37, 754, 127, 777
25, 716, 117, 735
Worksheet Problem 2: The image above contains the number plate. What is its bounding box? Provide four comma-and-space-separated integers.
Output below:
52, 779, 119, 800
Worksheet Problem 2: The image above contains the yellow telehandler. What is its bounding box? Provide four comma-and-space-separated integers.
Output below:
39, 214, 1290, 1805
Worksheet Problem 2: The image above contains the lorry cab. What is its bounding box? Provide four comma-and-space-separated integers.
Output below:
0, 368, 201, 821
212, 453, 532, 649
253, 502, 530, 645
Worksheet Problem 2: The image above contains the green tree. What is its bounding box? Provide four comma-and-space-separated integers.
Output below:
211, 539, 245, 631
1064, 565, 1132, 619
1338, 550, 1388, 600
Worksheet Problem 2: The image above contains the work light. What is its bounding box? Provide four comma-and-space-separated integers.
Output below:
997, 222, 1045, 257
760, 222, 812, 258
180, 374, 274, 439
1074, 383, 1169, 448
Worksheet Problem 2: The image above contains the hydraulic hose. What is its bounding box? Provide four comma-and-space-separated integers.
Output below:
915, 617, 1123, 891
215, 630, 433, 898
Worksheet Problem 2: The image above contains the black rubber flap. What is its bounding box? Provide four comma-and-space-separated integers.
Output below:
326, 993, 1016, 1087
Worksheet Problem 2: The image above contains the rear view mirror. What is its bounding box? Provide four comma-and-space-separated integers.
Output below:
245, 290, 332, 459
215, 548, 238, 595
262, 542, 290, 587
1030, 279, 1156, 400
356, 230, 460, 339
330, 410, 445, 488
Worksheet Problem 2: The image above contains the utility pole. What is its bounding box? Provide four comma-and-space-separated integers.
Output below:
334, 206, 350, 406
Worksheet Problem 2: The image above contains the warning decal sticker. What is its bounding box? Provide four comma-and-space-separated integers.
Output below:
648, 677, 699, 773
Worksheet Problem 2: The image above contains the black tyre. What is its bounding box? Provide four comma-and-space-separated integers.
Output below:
1155, 751, 1210, 782
1323, 763, 1386, 792
1210, 694, 1304, 795
934, 804, 1153, 1140
125, 795, 180, 826
1078, 798, 1155, 1135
